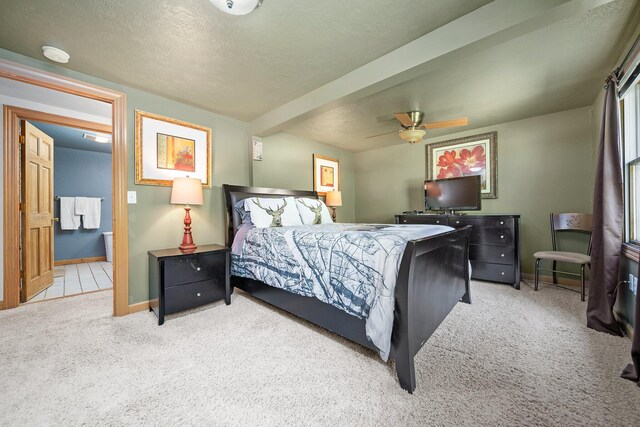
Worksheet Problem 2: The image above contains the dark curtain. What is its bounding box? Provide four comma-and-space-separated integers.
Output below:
621, 259, 640, 385
586, 73, 624, 336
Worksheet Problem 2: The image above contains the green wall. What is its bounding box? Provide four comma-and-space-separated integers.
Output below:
0, 48, 251, 304
354, 107, 596, 274
253, 132, 355, 223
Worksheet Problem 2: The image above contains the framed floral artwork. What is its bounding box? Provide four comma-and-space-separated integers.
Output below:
135, 110, 211, 187
313, 154, 340, 196
426, 132, 497, 199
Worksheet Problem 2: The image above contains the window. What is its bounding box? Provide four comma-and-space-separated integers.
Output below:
622, 79, 640, 245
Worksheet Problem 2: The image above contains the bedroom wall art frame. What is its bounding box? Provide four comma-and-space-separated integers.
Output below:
135, 110, 211, 187
313, 154, 340, 196
426, 131, 497, 199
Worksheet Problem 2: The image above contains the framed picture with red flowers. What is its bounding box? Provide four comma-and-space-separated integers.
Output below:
426, 131, 497, 199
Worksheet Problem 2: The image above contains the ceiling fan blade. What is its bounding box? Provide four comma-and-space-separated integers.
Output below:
365, 130, 398, 139
394, 113, 414, 127
422, 117, 468, 130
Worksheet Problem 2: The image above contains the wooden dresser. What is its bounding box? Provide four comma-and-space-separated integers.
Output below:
395, 214, 521, 289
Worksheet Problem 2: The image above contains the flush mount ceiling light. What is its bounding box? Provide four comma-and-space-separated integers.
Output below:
209, 0, 263, 15
84, 133, 111, 144
42, 46, 70, 63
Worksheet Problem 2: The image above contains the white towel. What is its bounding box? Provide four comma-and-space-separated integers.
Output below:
75, 197, 101, 229
60, 197, 80, 230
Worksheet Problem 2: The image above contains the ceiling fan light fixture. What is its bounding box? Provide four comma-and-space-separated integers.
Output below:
209, 0, 263, 15
399, 128, 426, 144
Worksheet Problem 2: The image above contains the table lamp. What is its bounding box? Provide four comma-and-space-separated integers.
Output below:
170, 177, 204, 253
325, 190, 342, 222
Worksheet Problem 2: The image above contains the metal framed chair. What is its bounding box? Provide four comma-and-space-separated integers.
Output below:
534, 213, 593, 301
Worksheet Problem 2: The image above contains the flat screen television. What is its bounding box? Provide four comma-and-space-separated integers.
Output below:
425, 175, 481, 212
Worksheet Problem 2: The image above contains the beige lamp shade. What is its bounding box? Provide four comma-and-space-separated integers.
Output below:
170, 177, 203, 205
325, 190, 342, 207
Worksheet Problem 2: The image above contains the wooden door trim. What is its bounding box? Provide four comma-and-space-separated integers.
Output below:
1, 59, 129, 316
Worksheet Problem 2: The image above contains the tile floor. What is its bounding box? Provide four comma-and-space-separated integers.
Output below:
26, 261, 113, 302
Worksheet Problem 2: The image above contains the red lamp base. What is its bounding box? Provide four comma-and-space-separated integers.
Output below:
179, 206, 197, 253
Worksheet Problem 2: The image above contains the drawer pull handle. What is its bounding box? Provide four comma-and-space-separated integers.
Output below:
501, 272, 505, 276
500, 221, 504, 225
436, 220, 440, 224
500, 235, 504, 239
196, 267, 201, 272
456, 220, 460, 224
196, 292, 201, 297
501, 254, 505, 257
403, 220, 406, 223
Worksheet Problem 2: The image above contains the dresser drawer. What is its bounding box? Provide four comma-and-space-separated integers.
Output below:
450, 216, 514, 228
397, 215, 447, 225
164, 279, 226, 314
471, 227, 513, 246
471, 261, 515, 283
469, 244, 514, 265
163, 252, 226, 288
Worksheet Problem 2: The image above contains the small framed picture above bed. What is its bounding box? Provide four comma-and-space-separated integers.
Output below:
135, 110, 211, 187
313, 154, 340, 196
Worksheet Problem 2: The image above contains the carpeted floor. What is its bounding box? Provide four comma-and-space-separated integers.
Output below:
1, 281, 638, 425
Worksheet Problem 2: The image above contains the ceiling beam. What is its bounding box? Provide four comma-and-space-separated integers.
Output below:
251, 0, 616, 136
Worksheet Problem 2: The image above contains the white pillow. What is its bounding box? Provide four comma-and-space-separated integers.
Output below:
295, 198, 333, 225
244, 196, 302, 228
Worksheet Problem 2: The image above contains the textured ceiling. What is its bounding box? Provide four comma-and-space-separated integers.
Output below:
0, 0, 491, 122
283, 0, 639, 152
31, 122, 112, 154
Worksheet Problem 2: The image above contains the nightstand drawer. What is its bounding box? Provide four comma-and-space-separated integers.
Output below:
164, 252, 226, 288
164, 279, 226, 314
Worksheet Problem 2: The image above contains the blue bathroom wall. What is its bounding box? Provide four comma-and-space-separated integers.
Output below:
53, 146, 112, 261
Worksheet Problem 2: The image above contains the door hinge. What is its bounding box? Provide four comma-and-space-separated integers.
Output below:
19, 202, 25, 212
19, 135, 25, 144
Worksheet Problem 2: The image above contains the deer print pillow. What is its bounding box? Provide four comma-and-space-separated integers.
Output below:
295, 198, 333, 225
243, 197, 303, 228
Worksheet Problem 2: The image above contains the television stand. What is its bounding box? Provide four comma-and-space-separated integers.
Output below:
395, 213, 521, 289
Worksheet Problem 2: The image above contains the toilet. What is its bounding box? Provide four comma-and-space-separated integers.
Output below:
103, 232, 113, 262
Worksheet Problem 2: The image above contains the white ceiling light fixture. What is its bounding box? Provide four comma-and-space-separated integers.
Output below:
42, 46, 70, 63
83, 133, 111, 144
209, 0, 263, 15
398, 128, 427, 144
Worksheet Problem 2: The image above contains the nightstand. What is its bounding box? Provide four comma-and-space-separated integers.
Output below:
148, 244, 231, 325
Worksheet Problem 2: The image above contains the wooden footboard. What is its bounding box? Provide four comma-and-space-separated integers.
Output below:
391, 226, 472, 393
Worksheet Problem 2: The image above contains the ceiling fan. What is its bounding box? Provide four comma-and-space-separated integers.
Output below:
366, 111, 468, 144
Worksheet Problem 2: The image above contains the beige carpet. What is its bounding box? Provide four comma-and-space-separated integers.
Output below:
1, 281, 639, 426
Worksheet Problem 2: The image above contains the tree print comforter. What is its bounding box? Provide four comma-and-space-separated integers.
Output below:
231, 223, 453, 360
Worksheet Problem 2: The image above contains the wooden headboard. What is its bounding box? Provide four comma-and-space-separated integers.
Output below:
222, 184, 318, 247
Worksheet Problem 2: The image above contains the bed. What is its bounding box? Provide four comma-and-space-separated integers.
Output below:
223, 184, 471, 393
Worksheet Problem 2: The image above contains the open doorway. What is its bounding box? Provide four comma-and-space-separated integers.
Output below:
21, 120, 114, 303
1, 59, 129, 316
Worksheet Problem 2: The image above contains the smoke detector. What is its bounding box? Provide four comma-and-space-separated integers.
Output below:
42, 46, 70, 64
